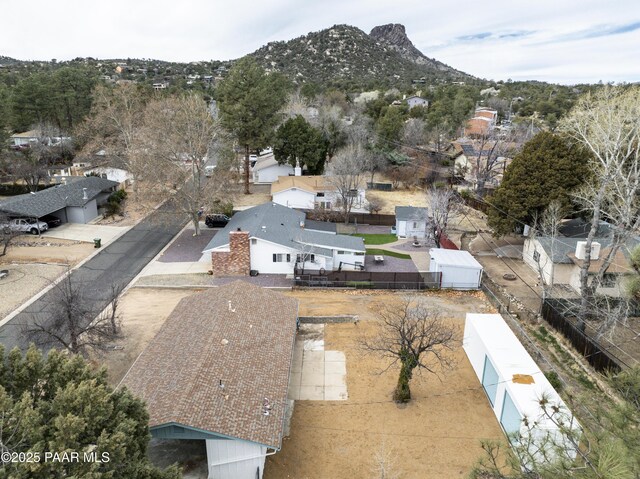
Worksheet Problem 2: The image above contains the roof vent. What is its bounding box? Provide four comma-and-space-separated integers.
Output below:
261, 226, 266, 230
236, 227, 241, 232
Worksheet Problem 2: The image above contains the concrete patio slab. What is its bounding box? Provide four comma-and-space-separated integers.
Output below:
289, 323, 348, 401
325, 350, 345, 362
324, 373, 346, 387
324, 386, 349, 401
303, 350, 325, 362
325, 361, 346, 375
298, 385, 324, 400
300, 371, 325, 386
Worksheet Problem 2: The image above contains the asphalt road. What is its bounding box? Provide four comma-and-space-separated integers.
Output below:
0, 199, 187, 352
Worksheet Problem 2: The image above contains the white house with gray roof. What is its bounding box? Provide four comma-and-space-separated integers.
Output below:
251, 153, 294, 184
395, 206, 428, 239
523, 227, 638, 296
0, 177, 118, 224
201, 203, 366, 275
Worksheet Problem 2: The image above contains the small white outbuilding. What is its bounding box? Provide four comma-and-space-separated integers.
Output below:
464, 314, 580, 467
429, 249, 483, 289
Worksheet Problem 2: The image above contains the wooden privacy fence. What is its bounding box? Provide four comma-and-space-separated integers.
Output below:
345, 213, 396, 226
294, 270, 441, 290
541, 299, 626, 374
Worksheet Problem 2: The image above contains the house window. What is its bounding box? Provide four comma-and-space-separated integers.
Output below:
316, 192, 325, 197
273, 253, 285, 262
337, 250, 346, 255
355, 252, 365, 256
533, 250, 540, 262
310, 254, 315, 262
251, 238, 257, 245
286, 253, 291, 263
412, 221, 418, 228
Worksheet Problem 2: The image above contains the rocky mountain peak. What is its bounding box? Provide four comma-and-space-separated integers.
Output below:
369, 24, 418, 55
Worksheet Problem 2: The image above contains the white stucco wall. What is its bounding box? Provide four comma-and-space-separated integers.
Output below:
254, 164, 294, 183
249, 238, 298, 274
523, 238, 581, 287
205, 439, 267, 479
569, 268, 625, 297
396, 219, 427, 239
332, 250, 365, 270
86, 167, 132, 184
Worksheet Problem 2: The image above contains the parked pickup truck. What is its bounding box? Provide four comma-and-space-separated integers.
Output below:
1, 218, 49, 235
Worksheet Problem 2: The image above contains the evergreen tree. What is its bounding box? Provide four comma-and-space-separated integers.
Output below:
486, 132, 591, 236
0, 345, 180, 479
273, 115, 329, 174
216, 57, 289, 193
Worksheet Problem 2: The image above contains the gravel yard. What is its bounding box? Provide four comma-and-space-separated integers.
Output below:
0, 263, 68, 321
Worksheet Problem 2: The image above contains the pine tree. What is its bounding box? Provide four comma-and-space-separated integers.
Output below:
0, 346, 180, 479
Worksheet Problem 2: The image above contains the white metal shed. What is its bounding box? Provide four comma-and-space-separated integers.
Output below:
463, 314, 580, 467
429, 249, 483, 289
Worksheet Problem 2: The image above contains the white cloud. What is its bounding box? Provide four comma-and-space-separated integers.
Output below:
1, 0, 638, 83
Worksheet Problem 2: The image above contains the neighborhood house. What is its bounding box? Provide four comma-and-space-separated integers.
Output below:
122, 281, 299, 479
395, 206, 428, 239
0, 176, 118, 225
202, 203, 366, 275
522, 221, 637, 296
252, 152, 294, 184
270, 175, 367, 212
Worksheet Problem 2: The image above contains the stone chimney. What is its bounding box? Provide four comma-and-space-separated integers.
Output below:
211, 228, 251, 276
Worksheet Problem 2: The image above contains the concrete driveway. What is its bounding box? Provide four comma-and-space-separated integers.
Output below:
42, 223, 129, 245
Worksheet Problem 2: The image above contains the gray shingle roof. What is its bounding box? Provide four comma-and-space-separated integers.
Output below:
122, 281, 298, 449
203, 203, 364, 254
395, 206, 428, 221
0, 177, 118, 217
304, 219, 337, 233
536, 236, 640, 264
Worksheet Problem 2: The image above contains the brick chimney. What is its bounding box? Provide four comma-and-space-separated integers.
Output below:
211, 228, 251, 276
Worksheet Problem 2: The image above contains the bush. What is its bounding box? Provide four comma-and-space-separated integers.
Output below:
544, 371, 563, 392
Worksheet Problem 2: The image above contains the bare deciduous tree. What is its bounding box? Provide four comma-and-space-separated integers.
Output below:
426, 186, 460, 248
136, 93, 229, 235
361, 298, 460, 403
77, 83, 149, 198
529, 200, 566, 293
1, 212, 20, 257
23, 274, 124, 356
326, 143, 369, 223
560, 86, 640, 326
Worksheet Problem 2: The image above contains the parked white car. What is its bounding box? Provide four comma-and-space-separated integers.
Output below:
1, 218, 48, 235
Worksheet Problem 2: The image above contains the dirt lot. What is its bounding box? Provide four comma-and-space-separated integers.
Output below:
98, 287, 200, 384
264, 290, 503, 479
107, 286, 503, 478
1, 236, 94, 264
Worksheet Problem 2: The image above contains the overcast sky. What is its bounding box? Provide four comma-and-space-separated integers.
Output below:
2, 0, 639, 84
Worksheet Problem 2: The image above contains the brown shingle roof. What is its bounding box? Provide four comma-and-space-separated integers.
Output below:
270, 175, 331, 194
122, 281, 298, 449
